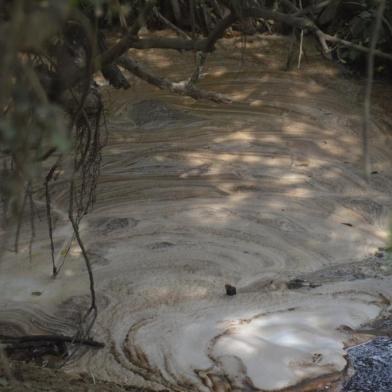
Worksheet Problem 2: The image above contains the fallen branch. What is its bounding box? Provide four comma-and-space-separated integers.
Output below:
320, 32, 392, 62
117, 55, 232, 103
68, 179, 97, 325
45, 162, 60, 277
0, 334, 104, 348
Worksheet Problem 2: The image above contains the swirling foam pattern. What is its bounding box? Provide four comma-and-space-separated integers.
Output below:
1, 35, 392, 391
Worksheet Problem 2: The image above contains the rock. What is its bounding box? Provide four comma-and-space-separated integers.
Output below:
95, 217, 135, 235
225, 284, 236, 296
31, 291, 42, 296
149, 241, 175, 250
344, 336, 392, 392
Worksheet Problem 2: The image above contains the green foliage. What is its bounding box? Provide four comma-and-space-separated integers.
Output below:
0, 1, 75, 218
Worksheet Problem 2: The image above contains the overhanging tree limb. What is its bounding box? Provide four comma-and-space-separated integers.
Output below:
223, 4, 392, 62
99, 0, 157, 67
320, 32, 392, 62
117, 55, 232, 103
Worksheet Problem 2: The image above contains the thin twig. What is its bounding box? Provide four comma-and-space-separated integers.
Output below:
45, 163, 59, 277
297, 0, 304, 69
153, 7, 191, 39
14, 185, 28, 253
188, 11, 237, 85
68, 179, 97, 315
27, 182, 35, 263
362, 0, 386, 180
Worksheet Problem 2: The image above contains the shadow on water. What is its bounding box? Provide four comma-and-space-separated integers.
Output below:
1, 35, 392, 391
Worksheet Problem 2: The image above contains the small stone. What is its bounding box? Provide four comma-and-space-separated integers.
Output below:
344, 336, 392, 392
31, 291, 42, 296
0, 377, 8, 387
225, 284, 236, 296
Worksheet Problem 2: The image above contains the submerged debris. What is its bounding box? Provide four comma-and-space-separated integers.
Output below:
225, 284, 237, 296
287, 278, 319, 289
128, 100, 198, 129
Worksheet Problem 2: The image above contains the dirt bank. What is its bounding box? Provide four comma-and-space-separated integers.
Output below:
0, 360, 148, 392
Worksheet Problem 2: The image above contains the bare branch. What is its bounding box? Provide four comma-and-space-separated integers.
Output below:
321, 32, 392, 62
99, 0, 156, 66
363, 0, 386, 179
45, 162, 60, 277
117, 55, 232, 103
68, 179, 97, 315
188, 11, 238, 85
227, 5, 392, 62
0, 334, 104, 349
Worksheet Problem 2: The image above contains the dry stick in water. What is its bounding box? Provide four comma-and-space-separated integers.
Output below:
59, 180, 97, 367
68, 179, 97, 319
0, 334, 104, 348
188, 11, 238, 85
297, 0, 304, 69
27, 182, 35, 263
45, 162, 59, 277
363, 0, 386, 180
13, 185, 28, 253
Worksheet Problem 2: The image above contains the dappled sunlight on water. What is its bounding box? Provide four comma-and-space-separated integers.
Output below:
1, 34, 392, 391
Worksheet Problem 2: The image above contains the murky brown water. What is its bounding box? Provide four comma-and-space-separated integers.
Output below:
1, 35, 392, 391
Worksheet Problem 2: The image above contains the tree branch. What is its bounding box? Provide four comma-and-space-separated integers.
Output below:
229, 5, 392, 62
117, 55, 232, 103
0, 334, 104, 348
321, 32, 392, 62
189, 11, 238, 85
99, 0, 156, 66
